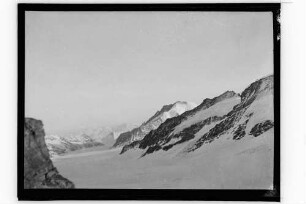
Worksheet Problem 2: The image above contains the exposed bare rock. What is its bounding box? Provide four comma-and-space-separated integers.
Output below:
249, 120, 274, 137
24, 118, 75, 189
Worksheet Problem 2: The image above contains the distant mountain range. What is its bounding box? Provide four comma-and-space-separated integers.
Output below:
45, 134, 104, 157
45, 124, 133, 157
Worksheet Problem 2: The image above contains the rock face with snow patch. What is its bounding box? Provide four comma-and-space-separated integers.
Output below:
24, 118, 75, 188
114, 101, 196, 148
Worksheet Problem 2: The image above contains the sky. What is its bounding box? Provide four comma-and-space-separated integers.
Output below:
25, 11, 273, 134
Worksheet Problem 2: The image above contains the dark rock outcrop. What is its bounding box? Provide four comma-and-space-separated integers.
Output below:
233, 119, 249, 140
24, 118, 75, 189
159, 116, 223, 153
249, 120, 274, 137
120, 140, 141, 154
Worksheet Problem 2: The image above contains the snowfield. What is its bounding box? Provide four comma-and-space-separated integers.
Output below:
53, 127, 273, 189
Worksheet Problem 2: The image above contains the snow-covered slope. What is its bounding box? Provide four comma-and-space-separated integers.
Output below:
184, 75, 274, 153
121, 75, 274, 158
113, 101, 197, 147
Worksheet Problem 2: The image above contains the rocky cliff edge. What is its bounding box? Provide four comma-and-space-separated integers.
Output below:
24, 118, 75, 189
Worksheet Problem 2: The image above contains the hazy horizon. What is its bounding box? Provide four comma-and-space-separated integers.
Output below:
25, 11, 273, 134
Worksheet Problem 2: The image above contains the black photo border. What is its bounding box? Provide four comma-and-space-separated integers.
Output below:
18, 3, 281, 201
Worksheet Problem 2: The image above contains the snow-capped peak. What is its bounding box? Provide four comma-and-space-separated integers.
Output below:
158, 101, 197, 122
113, 101, 197, 147
146, 101, 197, 125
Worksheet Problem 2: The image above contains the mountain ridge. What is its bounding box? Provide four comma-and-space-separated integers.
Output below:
113, 101, 197, 148
120, 75, 274, 157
